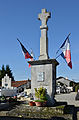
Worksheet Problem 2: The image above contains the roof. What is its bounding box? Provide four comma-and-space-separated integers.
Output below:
11, 80, 31, 88
56, 77, 64, 80
56, 76, 73, 82
56, 77, 77, 84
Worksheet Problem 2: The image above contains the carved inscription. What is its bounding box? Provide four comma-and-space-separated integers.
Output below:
37, 72, 45, 82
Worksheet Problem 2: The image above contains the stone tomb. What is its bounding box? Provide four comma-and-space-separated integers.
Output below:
28, 9, 59, 106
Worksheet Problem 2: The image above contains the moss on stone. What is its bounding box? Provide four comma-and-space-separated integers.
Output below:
1, 103, 72, 119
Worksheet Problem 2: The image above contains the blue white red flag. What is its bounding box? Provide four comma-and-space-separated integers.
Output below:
56, 33, 72, 69
28, 50, 34, 67
17, 38, 33, 59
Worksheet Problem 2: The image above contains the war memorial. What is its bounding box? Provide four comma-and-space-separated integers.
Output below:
28, 8, 59, 106
0, 9, 78, 120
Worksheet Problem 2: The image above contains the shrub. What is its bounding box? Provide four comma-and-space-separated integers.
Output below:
34, 87, 47, 101
75, 84, 79, 92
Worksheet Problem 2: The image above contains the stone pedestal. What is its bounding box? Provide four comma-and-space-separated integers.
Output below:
28, 59, 59, 106
28, 8, 59, 106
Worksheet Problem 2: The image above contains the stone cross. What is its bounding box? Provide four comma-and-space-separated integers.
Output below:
38, 9, 50, 60
38, 9, 50, 29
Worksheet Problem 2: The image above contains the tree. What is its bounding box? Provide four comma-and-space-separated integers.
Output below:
75, 84, 79, 92
0, 65, 6, 85
5, 65, 14, 81
0, 65, 6, 79
0, 65, 15, 83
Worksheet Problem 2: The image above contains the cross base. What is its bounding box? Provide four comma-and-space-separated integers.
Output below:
39, 54, 49, 60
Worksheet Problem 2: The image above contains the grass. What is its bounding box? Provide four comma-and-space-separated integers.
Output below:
56, 105, 65, 109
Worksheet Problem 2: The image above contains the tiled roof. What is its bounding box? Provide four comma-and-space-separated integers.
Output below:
11, 80, 31, 88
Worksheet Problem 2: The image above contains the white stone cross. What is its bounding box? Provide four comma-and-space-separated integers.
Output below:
38, 9, 50, 29
38, 9, 50, 60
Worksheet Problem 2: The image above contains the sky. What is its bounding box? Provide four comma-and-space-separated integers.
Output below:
0, 0, 79, 82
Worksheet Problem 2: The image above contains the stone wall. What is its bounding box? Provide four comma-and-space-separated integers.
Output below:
0, 103, 72, 120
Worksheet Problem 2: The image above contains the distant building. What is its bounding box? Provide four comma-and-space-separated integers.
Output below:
12, 80, 31, 93
56, 77, 73, 87
56, 77, 76, 94
1, 74, 31, 96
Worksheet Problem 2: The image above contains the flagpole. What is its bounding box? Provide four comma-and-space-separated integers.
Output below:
65, 33, 71, 40
55, 54, 61, 59
56, 33, 71, 55
17, 38, 32, 53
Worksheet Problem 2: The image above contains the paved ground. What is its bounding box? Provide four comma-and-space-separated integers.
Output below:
55, 92, 79, 106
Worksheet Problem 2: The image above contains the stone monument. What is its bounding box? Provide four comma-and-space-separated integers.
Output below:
28, 8, 59, 106
38, 8, 50, 60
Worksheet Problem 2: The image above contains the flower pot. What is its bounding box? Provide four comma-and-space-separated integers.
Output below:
35, 102, 42, 107
29, 101, 36, 106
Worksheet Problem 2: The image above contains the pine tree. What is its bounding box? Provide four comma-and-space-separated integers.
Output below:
0, 65, 15, 84
1, 65, 6, 79
5, 65, 14, 81
0, 65, 6, 85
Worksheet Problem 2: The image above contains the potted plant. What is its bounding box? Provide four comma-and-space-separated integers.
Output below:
34, 87, 47, 107
29, 101, 36, 106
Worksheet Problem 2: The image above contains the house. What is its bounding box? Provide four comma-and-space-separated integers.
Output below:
56, 77, 70, 87
56, 77, 76, 94
12, 80, 31, 93
1, 74, 31, 96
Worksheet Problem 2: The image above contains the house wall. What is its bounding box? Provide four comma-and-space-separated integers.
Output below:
17, 81, 31, 93
57, 78, 70, 87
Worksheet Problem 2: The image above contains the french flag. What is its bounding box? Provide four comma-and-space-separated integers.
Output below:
28, 50, 34, 67
17, 38, 33, 59
60, 34, 72, 69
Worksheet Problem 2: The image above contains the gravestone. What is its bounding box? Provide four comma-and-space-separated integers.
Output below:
2, 74, 12, 89
28, 9, 59, 106
1, 74, 17, 96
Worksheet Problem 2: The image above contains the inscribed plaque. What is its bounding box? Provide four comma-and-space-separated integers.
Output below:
37, 72, 45, 82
